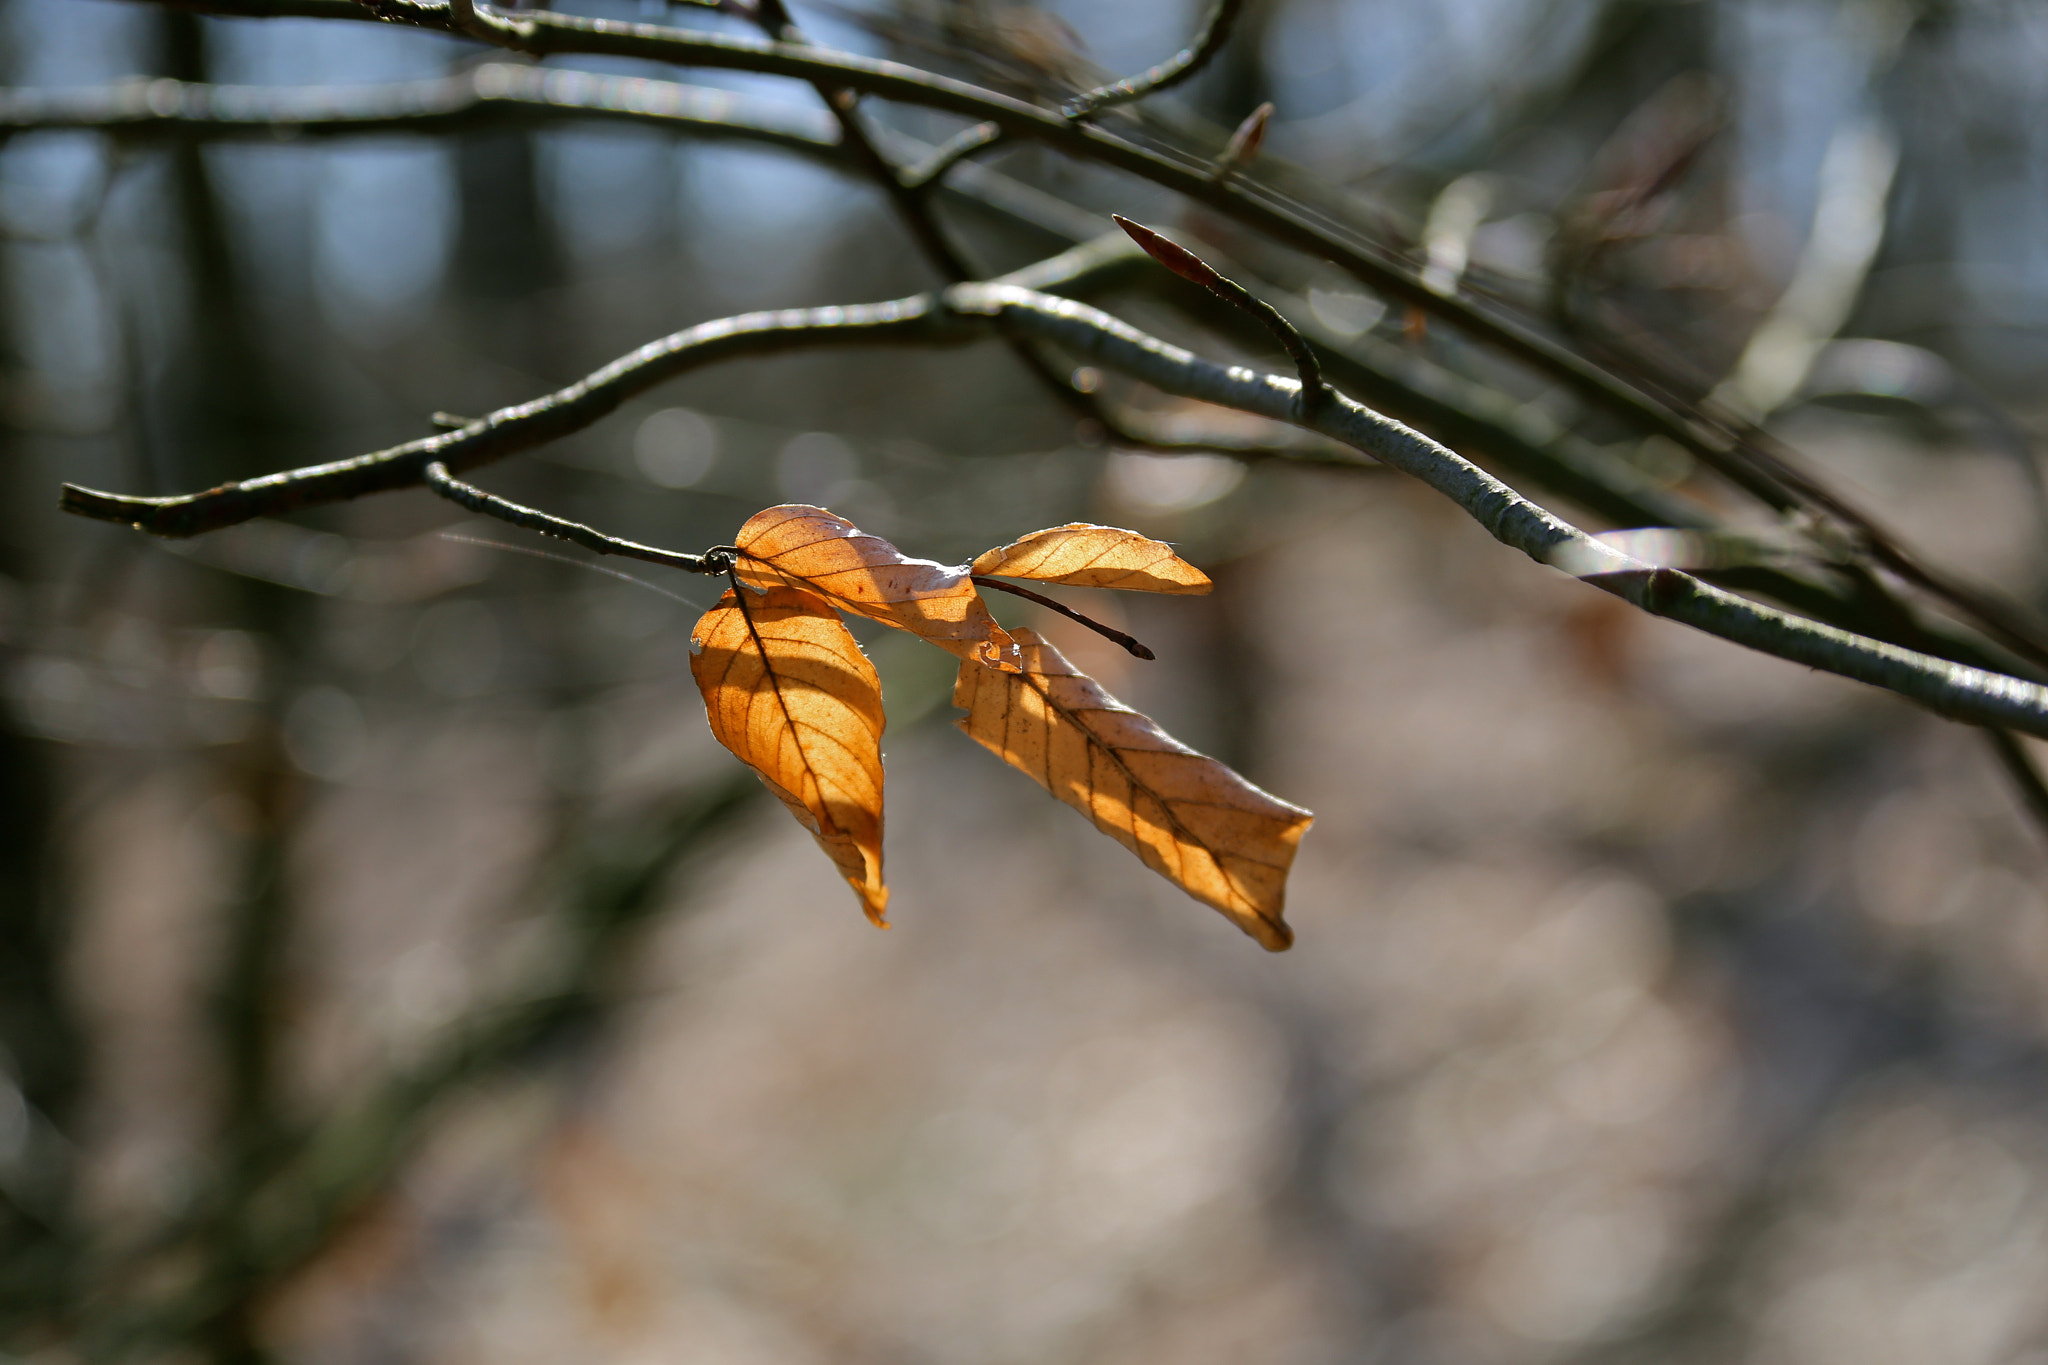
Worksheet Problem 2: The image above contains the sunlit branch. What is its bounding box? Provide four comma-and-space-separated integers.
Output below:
93, 0, 2041, 668
939, 283, 2048, 738
1071, 232, 2039, 684
280, 0, 2045, 667
0, 62, 1733, 544
1063, 0, 1246, 119
60, 257, 2048, 734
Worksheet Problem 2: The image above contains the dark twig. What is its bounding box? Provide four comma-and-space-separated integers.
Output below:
276, 0, 2047, 667
421, 462, 718, 574
0, 66, 840, 153
59, 294, 952, 536
51, 237, 1174, 541
0, 68, 1113, 250
742, 1, 1107, 425
971, 577, 1155, 659
902, 120, 1004, 191
1113, 214, 1331, 413
56, 266, 2048, 735
1063, 0, 1246, 119
745, 0, 972, 279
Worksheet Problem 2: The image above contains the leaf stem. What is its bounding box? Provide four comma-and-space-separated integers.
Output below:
971, 577, 1156, 660
422, 461, 719, 574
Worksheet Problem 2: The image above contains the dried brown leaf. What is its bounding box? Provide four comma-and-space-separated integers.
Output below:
969, 523, 1214, 595
734, 504, 1019, 670
690, 584, 888, 925
953, 629, 1311, 950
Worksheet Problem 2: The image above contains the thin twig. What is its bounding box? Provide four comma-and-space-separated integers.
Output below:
939, 282, 2048, 738
0, 66, 840, 152
51, 237, 1176, 539
902, 120, 1004, 191
744, 0, 968, 276
421, 462, 718, 574
60, 271, 2048, 735
0, 68, 1109, 248
1063, 0, 1246, 119
59, 294, 952, 535
279, 0, 2048, 666
971, 577, 1155, 659
1113, 214, 1330, 413
741, 1, 1104, 425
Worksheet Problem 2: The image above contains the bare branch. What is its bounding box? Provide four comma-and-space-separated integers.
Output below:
60, 296, 953, 535
0, 68, 1111, 247
59, 258, 2048, 735
1063, 0, 1247, 119
422, 462, 717, 574
0, 66, 838, 154
732, 3, 1105, 426
940, 282, 2048, 738
902, 120, 1004, 192
271, 0, 2044, 666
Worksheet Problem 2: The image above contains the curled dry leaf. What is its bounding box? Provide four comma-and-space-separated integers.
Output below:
690, 584, 888, 925
969, 523, 1214, 595
953, 628, 1311, 950
734, 504, 1019, 670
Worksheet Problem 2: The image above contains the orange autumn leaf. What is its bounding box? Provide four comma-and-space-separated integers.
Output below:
690, 583, 888, 925
952, 628, 1311, 951
969, 523, 1214, 595
732, 504, 1019, 670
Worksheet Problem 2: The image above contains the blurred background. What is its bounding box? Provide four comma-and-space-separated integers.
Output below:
8, 0, 2048, 1360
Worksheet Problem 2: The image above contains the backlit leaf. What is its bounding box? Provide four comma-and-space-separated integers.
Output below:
733, 504, 1019, 670
953, 629, 1311, 950
969, 523, 1214, 594
690, 584, 888, 925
